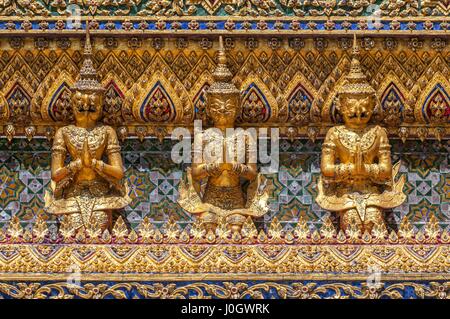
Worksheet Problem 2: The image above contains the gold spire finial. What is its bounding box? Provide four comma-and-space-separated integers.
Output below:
72, 18, 104, 93
207, 36, 239, 95
84, 18, 92, 56
219, 35, 224, 51
352, 33, 359, 56
337, 34, 375, 96
218, 36, 227, 65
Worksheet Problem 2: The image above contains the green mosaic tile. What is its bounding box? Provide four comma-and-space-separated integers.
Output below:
0, 138, 447, 231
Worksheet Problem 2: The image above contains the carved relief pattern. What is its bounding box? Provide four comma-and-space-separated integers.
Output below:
0, 138, 447, 231
0, 38, 446, 140
0, 280, 448, 299
193, 83, 210, 122
0, 1, 448, 301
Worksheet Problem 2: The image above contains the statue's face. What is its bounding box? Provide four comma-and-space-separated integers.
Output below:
340, 95, 374, 128
71, 91, 103, 123
208, 95, 239, 127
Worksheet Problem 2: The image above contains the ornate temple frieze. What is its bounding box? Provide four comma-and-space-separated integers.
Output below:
0, 1, 448, 301
0, 215, 449, 274
0, 0, 449, 18
0, 18, 449, 35
0, 36, 448, 141
0, 0, 449, 37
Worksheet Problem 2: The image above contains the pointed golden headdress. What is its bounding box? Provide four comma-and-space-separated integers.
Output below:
337, 34, 376, 96
207, 36, 240, 96
72, 20, 105, 93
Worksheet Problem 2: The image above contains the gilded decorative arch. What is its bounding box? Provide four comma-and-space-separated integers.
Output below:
31, 53, 79, 123
319, 56, 351, 123
102, 74, 128, 125
39, 72, 75, 123
284, 73, 317, 125
98, 52, 135, 90
377, 72, 411, 126
130, 72, 180, 123
238, 77, 278, 124
189, 71, 213, 123
2, 74, 34, 124
415, 73, 450, 124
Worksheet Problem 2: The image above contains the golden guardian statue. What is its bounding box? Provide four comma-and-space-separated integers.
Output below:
178, 37, 269, 232
44, 24, 131, 232
316, 35, 406, 233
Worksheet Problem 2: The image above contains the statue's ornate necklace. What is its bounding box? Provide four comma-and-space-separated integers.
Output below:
65, 125, 107, 151
337, 126, 377, 152
202, 130, 246, 161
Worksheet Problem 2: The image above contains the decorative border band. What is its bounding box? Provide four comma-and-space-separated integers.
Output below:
0, 18, 448, 36
0, 280, 448, 299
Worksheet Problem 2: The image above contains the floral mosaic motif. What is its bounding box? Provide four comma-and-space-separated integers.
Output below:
103, 81, 125, 125
48, 82, 73, 122
126, 168, 155, 210
239, 83, 271, 123
422, 83, 450, 124
287, 84, 313, 124
6, 84, 31, 124
381, 82, 405, 126
140, 81, 176, 123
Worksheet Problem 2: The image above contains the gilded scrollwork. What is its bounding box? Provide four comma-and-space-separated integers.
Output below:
0, 213, 448, 299
0, 281, 448, 299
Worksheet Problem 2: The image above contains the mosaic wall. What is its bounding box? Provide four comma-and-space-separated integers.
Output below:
0, 137, 448, 231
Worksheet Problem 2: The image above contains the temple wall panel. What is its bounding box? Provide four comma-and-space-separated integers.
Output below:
0, 0, 448, 300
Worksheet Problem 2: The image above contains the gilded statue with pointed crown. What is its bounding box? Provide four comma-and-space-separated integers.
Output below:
178, 37, 269, 232
316, 35, 406, 233
44, 24, 131, 231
